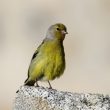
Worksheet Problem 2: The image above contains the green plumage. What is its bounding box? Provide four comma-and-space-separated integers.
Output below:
25, 23, 67, 88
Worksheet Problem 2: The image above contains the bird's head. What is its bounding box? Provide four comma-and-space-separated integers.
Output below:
46, 23, 68, 41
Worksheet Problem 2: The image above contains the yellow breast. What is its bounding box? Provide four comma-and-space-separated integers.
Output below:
41, 40, 65, 80
29, 39, 65, 81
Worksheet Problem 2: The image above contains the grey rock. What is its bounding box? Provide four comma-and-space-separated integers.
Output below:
13, 86, 110, 110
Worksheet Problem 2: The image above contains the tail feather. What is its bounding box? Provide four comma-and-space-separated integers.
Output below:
16, 78, 35, 93
24, 78, 28, 83
24, 78, 35, 86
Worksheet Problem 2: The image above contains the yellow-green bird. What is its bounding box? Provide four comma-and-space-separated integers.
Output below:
24, 23, 68, 88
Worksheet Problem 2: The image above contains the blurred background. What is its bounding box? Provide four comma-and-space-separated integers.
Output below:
0, 0, 110, 109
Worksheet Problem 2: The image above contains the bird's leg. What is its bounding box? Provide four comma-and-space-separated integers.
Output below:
48, 81, 52, 89
35, 80, 39, 87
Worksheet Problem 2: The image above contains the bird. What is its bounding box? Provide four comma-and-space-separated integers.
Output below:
24, 23, 68, 88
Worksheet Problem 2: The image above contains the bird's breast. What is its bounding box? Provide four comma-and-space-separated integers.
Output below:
43, 41, 65, 79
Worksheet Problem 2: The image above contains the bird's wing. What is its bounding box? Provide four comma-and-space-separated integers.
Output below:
31, 40, 44, 61
25, 40, 45, 81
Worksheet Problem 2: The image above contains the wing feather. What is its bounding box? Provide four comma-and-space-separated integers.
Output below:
25, 40, 45, 82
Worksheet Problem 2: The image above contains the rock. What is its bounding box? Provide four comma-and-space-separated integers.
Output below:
13, 86, 110, 110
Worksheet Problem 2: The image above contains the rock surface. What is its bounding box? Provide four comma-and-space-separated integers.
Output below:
14, 86, 110, 110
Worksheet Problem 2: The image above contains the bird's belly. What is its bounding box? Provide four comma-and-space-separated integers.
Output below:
29, 46, 65, 81
42, 53, 65, 81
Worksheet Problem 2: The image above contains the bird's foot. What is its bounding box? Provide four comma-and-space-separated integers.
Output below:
48, 81, 53, 89
48, 86, 52, 89
35, 84, 39, 87
35, 82, 39, 87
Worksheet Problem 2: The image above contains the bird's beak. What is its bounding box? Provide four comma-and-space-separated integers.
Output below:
61, 30, 68, 35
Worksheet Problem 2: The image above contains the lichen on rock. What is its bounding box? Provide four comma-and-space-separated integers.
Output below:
13, 86, 110, 110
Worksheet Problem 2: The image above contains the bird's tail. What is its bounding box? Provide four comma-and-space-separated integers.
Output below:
24, 78, 35, 86
16, 78, 35, 93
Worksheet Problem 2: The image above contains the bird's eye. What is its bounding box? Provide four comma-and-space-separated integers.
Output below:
56, 28, 60, 31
